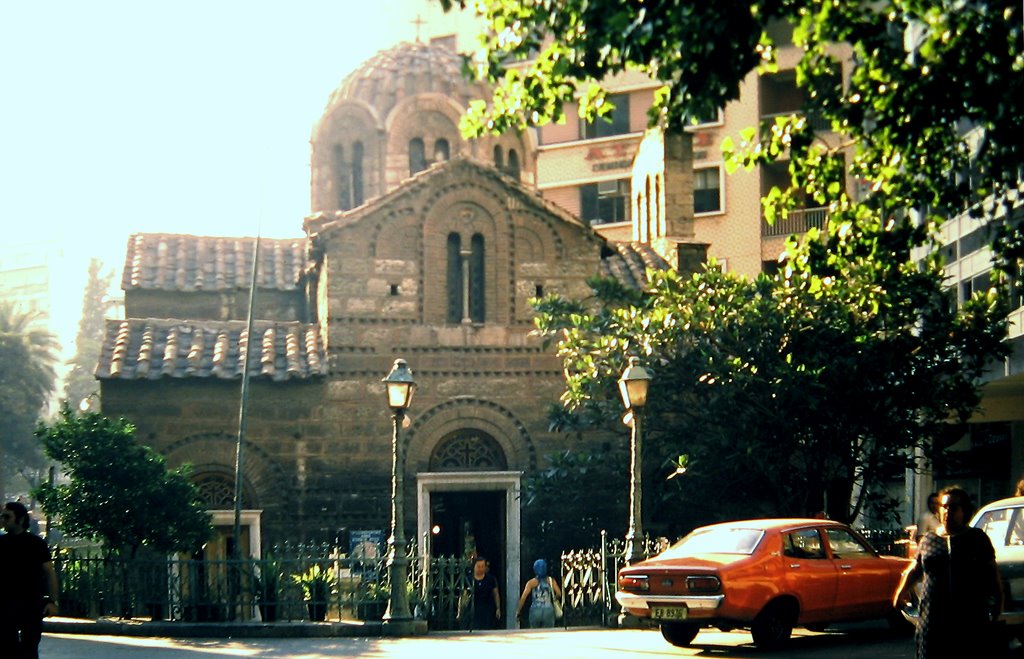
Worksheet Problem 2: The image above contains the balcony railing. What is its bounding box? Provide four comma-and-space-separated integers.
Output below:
762, 207, 830, 237
760, 111, 833, 136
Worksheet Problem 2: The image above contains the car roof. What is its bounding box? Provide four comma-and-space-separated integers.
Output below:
974, 496, 1024, 516
697, 518, 848, 533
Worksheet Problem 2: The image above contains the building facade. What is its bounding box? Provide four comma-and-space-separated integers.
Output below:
95, 38, 692, 623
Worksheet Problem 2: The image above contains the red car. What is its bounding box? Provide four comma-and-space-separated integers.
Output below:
616, 518, 911, 649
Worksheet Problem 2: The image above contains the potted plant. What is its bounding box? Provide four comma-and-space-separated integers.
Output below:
291, 564, 336, 622
254, 554, 282, 622
357, 579, 389, 620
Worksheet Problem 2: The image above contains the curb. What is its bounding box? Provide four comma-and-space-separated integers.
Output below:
42, 617, 404, 638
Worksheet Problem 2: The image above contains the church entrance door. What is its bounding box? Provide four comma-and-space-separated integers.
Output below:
416, 472, 521, 625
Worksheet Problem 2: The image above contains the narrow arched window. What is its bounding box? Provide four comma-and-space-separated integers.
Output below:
434, 139, 450, 163
333, 144, 350, 210
409, 138, 427, 175
446, 233, 463, 323
507, 149, 520, 180
352, 141, 364, 206
493, 145, 504, 170
469, 233, 485, 323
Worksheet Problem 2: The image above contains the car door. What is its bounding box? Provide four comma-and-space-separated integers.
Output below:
975, 504, 1024, 611
823, 527, 892, 619
782, 527, 838, 623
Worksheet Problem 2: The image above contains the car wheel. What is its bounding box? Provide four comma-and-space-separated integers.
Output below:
751, 602, 794, 650
660, 621, 700, 647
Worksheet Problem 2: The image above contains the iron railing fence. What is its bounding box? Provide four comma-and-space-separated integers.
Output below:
54, 544, 473, 628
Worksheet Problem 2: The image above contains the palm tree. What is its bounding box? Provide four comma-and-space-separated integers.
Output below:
0, 301, 59, 498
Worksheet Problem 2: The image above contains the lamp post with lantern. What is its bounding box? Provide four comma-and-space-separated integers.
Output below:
382, 358, 415, 634
618, 356, 651, 566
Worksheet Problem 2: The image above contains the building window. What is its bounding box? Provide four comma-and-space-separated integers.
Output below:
352, 141, 364, 206
469, 234, 485, 323
694, 166, 723, 214
333, 144, 351, 210
507, 149, 520, 180
580, 179, 631, 225
446, 232, 486, 323
579, 94, 631, 140
493, 145, 504, 170
410, 138, 427, 175
434, 138, 450, 163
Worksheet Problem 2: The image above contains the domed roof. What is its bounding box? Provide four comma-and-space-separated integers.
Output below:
321, 40, 491, 121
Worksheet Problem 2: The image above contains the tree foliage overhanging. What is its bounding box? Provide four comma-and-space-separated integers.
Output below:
440, 0, 1022, 528
34, 408, 212, 557
0, 302, 58, 497
446, 0, 1022, 265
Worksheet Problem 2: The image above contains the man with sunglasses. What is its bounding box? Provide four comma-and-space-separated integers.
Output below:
0, 501, 59, 659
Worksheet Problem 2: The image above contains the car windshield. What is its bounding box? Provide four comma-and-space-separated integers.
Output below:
660, 527, 765, 557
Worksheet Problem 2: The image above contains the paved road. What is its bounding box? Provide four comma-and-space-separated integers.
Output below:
42, 624, 914, 658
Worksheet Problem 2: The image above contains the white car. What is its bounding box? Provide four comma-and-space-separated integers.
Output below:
971, 496, 1024, 630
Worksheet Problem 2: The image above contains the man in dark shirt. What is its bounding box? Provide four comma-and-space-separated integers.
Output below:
0, 501, 59, 659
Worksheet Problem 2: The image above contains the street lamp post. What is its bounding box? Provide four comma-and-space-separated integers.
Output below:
382, 358, 416, 635
618, 356, 651, 567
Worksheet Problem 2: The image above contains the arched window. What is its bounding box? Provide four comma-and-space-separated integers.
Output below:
409, 138, 427, 175
352, 141, 364, 206
469, 233, 485, 323
333, 144, 351, 210
507, 149, 520, 180
434, 139, 450, 163
493, 145, 504, 170
429, 430, 508, 472
446, 233, 463, 323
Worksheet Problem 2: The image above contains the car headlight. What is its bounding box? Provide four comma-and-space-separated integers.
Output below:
686, 575, 721, 593
618, 575, 650, 592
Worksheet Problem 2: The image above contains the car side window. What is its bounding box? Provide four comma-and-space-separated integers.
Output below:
784, 529, 826, 559
824, 528, 873, 559
977, 508, 1019, 547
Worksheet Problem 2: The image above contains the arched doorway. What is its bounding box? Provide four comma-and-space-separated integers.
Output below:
417, 429, 521, 626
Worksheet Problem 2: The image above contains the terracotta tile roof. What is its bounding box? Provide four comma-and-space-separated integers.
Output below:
600, 242, 672, 290
122, 234, 308, 292
96, 318, 325, 381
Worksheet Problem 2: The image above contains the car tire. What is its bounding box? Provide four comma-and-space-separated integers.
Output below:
751, 601, 794, 650
660, 621, 700, 647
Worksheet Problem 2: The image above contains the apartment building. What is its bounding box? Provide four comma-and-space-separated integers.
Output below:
534, 21, 853, 278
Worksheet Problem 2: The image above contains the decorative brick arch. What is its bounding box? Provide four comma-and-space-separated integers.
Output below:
404, 397, 537, 474
162, 433, 291, 510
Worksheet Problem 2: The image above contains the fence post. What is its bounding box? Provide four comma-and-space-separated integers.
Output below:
600, 530, 608, 627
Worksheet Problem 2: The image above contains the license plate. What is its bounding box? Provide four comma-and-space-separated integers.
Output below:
651, 605, 688, 621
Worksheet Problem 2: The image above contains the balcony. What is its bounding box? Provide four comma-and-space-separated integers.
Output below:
762, 207, 830, 237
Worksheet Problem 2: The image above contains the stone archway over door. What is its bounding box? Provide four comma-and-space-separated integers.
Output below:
416, 471, 521, 625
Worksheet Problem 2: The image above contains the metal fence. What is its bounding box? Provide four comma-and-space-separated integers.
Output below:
54, 544, 474, 629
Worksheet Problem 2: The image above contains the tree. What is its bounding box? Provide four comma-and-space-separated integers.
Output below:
64, 258, 115, 410
0, 302, 58, 498
445, 0, 1022, 267
445, 0, 1021, 525
535, 253, 1006, 526
34, 408, 212, 557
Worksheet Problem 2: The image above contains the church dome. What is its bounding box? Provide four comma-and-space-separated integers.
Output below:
321, 40, 490, 121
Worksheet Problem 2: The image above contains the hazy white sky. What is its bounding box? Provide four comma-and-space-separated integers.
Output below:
1, 0, 483, 268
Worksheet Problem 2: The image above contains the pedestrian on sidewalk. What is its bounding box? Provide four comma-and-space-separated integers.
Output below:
0, 501, 60, 659
515, 559, 562, 629
894, 486, 1004, 658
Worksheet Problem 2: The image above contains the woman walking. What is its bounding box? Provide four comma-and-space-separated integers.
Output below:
515, 559, 562, 628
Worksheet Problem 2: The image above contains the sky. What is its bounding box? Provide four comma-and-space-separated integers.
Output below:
1, 0, 483, 264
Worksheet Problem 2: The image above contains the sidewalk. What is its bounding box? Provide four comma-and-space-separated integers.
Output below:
42, 616, 417, 638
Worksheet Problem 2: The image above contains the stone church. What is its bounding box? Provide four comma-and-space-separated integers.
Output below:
95, 39, 697, 615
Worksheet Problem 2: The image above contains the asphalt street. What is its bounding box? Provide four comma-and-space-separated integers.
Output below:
41, 624, 914, 658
